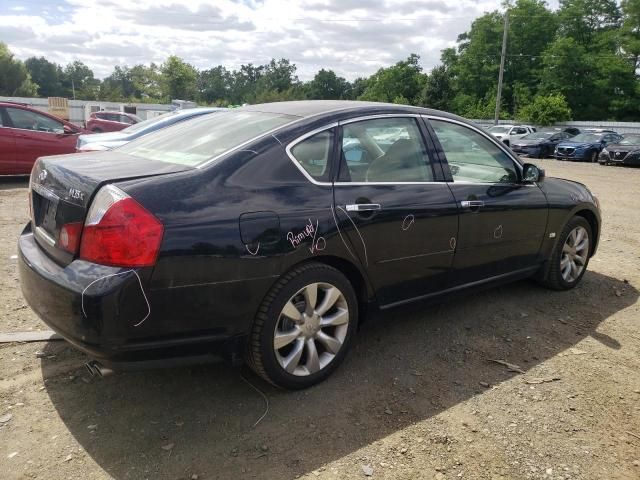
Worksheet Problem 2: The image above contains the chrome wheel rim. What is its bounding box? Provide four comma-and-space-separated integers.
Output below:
274, 283, 349, 377
561, 226, 589, 283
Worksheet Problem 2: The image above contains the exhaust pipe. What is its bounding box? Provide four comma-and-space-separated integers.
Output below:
85, 360, 113, 378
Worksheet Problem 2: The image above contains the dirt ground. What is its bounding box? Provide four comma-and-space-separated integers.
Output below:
0, 159, 639, 480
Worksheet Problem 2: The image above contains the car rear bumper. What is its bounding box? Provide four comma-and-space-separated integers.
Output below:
18, 225, 243, 368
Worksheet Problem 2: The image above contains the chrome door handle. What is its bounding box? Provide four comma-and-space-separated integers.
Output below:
345, 204, 382, 212
461, 200, 485, 209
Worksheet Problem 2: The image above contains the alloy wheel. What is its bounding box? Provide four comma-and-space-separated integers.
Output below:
560, 226, 589, 283
273, 282, 349, 376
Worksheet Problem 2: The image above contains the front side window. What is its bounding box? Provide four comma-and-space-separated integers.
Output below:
119, 110, 296, 167
6, 108, 63, 134
290, 129, 334, 182
430, 119, 519, 184
339, 117, 433, 183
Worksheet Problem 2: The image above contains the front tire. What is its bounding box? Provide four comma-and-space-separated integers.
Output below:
247, 263, 358, 389
539, 216, 592, 291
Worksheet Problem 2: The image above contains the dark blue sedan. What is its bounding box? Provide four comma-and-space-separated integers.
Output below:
555, 131, 622, 162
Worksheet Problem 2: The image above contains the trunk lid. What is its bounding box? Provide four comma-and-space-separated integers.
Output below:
30, 151, 191, 266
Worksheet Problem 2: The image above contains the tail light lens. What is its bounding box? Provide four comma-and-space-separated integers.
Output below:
59, 222, 83, 253
79, 185, 164, 267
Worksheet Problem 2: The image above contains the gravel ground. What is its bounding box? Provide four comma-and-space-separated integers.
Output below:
0, 160, 639, 480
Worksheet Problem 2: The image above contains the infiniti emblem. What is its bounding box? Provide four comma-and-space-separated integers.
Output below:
38, 170, 48, 182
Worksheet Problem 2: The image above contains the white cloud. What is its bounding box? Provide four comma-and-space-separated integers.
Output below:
0, 0, 560, 80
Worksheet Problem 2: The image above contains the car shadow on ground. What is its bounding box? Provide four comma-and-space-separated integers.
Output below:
0, 177, 29, 190
39, 270, 637, 480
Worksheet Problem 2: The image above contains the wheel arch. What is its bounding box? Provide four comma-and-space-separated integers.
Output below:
573, 208, 600, 257
283, 255, 376, 324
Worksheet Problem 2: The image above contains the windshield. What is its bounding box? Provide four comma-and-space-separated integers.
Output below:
488, 126, 510, 134
620, 134, 640, 145
118, 110, 297, 166
121, 111, 180, 134
570, 133, 601, 143
523, 132, 554, 140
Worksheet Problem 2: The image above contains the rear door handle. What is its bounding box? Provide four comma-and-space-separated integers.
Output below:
461, 200, 484, 209
345, 204, 382, 212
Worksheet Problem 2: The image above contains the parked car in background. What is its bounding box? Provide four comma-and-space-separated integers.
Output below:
76, 107, 224, 152
86, 111, 142, 133
511, 130, 575, 158
555, 131, 622, 162
19, 101, 601, 389
0, 101, 87, 175
487, 124, 535, 146
599, 134, 640, 166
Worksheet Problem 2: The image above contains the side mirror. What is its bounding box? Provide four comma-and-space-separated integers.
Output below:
522, 163, 544, 183
63, 125, 75, 135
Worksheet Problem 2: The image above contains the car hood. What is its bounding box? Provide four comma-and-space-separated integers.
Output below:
606, 143, 640, 153
557, 141, 596, 148
513, 139, 546, 146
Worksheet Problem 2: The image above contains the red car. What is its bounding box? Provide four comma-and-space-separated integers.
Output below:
0, 102, 87, 175
85, 111, 141, 133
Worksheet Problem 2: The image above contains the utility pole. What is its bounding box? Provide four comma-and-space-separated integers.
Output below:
71, 79, 76, 100
494, 11, 509, 125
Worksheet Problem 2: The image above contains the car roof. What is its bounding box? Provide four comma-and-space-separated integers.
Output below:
238, 100, 456, 120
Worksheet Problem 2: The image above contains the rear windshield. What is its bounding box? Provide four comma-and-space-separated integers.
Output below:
118, 110, 297, 166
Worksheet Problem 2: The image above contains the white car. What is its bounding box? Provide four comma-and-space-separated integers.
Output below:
487, 125, 536, 146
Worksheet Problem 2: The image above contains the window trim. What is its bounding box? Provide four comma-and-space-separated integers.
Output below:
424, 115, 528, 186
285, 122, 339, 186
285, 114, 447, 187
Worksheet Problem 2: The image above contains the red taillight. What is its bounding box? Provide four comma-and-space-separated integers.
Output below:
79, 185, 163, 267
59, 222, 83, 253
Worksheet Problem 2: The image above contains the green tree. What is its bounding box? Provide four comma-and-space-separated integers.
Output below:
24, 57, 64, 97
359, 54, 426, 104
418, 65, 454, 111
61, 61, 99, 100
557, 0, 621, 46
307, 69, 349, 99
198, 66, 231, 104
0, 43, 38, 96
517, 94, 572, 125
620, 0, 640, 73
161, 56, 198, 100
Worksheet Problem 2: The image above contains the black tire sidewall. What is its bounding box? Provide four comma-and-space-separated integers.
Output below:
552, 217, 592, 289
257, 266, 358, 389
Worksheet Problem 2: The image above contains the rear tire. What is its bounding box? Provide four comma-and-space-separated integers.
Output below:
247, 262, 358, 389
538, 216, 592, 291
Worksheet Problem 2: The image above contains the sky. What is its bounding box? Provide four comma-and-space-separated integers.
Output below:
0, 0, 560, 81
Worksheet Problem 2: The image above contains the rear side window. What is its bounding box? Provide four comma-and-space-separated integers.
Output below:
289, 129, 334, 182
430, 119, 519, 184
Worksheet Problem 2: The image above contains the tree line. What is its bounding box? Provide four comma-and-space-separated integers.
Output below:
1, 0, 639, 124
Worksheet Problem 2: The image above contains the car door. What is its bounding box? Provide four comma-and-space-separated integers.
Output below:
329, 116, 458, 306
426, 117, 548, 286
0, 108, 18, 174
5, 107, 76, 174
